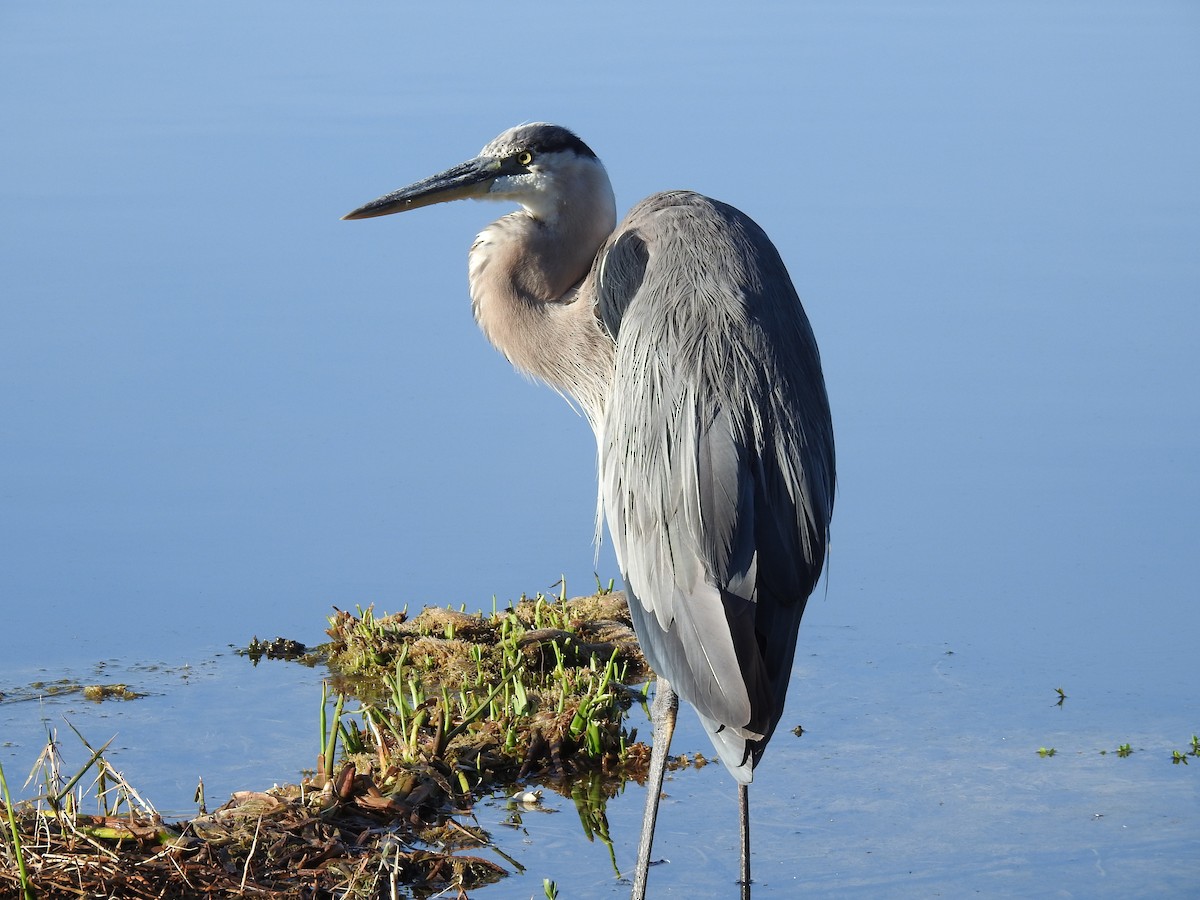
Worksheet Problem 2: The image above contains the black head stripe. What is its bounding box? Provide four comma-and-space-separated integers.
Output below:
514, 124, 597, 160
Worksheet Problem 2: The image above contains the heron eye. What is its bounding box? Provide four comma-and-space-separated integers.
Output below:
517, 150, 533, 166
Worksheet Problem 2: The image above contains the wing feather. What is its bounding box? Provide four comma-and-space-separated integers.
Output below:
596, 191, 835, 783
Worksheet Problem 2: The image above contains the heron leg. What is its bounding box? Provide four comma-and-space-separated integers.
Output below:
739, 781, 751, 899
631, 678, 678, 900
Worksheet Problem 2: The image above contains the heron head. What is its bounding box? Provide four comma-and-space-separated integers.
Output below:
342, 123, 607, 223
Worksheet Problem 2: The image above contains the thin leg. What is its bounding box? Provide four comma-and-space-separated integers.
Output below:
631, 678, 678, 900
739, 781, 751, 899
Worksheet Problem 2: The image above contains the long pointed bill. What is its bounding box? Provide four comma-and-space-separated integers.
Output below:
341, 156, 503, 220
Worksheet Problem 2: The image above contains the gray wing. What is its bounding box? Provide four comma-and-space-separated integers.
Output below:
596, 191, 835, 782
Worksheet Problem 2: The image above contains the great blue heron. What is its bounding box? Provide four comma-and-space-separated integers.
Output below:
343, 123, 835, 898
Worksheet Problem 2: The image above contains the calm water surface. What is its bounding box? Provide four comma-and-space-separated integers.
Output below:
2, 1, 1197, 895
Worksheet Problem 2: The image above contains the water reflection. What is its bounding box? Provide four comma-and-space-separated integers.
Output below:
567, 772, 621, 877
498, 771, 636, 883
529, 770, 634, 880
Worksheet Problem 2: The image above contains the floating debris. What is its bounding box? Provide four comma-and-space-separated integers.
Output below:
239, 635, 318, 665
81, 683, 145, 702
1, 678, 147, 704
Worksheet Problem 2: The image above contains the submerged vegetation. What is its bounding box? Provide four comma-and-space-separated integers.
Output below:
0, 588, 713, 898
0, 680, 146, 704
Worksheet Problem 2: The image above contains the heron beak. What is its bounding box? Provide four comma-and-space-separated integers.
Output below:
341, 156, 504, 220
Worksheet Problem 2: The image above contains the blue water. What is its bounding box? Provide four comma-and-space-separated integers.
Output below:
2, 1, 1197, 895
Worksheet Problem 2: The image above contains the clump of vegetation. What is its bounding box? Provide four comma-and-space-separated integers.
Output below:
1, 679, 146, 704
320, 587, 654, 799
1169, 736, 1199, 766
239, 636, 318, 665
81, 684, 145, 702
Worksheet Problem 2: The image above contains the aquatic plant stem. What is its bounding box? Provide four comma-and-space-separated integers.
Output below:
322, 687, 346, 781
240, 814, 263, 893
0, 760, 34, 900
54, 723, 115, 808
441, 660, 527, 746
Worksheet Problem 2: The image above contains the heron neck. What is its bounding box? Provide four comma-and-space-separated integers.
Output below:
469, 209, 615, 429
